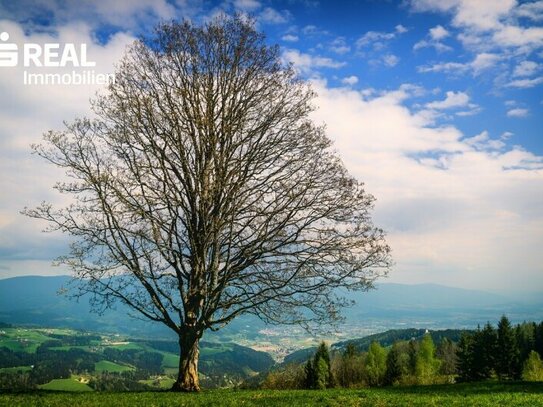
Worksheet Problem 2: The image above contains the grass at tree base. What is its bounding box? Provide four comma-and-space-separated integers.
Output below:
1, 382, 543, 406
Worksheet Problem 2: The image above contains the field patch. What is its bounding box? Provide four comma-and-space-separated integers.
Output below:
94, 360, 134, 373
38, 378, 93, 392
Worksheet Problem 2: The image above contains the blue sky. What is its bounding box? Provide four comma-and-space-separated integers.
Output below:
0, 0, 542, 293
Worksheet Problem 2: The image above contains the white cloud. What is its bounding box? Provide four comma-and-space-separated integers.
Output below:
301, 24, 329, 36
410, 0, 543, 54
506, 76, 543, 88
418, 52, 500, 75
422, 91, 480, 119
464, 130, 505, 150
233, 0, 261, 12
341, 75, 359, 86
281, 34, 299, 42
426, 91, 470, 109
507, 108, 529, 118
282, 49, 346, 74
513, 60, 540, 77
430, 24, 449, 40
414, 39, 453, 52
0, 0, 180, 31
471, 52, 501, 73
310, 80, 543, 290
329, 37, 350, 54
515, 1, 543, 22
0, 20, 136, 277
356, 25, 407, 50
395, 24, 409, 34
382, 54, 400, 67
259, 7, 290, 24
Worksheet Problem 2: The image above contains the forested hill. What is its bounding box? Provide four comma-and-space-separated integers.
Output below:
283, 328, 470, 365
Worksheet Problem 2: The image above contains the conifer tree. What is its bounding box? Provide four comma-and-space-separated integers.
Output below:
385, 341, 409, 385
496, 315, 520, 380
457, 333, 474, 382
305, 342, 334, 389
436, 338, 458, 377
535, 322, 543, 358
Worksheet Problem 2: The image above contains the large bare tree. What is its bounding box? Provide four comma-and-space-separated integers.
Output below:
25, 16, 391, 391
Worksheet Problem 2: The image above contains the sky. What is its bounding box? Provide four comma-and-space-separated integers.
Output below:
0, 0, 542, 293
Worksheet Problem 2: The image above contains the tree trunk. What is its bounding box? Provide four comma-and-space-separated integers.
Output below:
171, 329, 201, 392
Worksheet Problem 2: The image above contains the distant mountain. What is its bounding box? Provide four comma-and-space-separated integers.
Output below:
0, 275, 264, 341
1, 275, 541, 346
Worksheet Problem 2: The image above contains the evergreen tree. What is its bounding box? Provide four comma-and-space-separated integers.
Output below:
304, 359, 315, 389
496, 315, 520, 380
314, 342, 334, 388
457, 333, 474, 382
305, 342, 334, 389
471, 323, 497, 380
385, 341, 410, 385
407, 339, 419, 376
415, 334, 440, 384
365, 341, 387, 386
516, 322, 536, 365
338, 343, 364, 388
314, 357, 330, 389
535, 322, 543, 359
436, 338, 458, 377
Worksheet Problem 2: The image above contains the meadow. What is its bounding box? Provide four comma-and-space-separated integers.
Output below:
1, 382, 543, 407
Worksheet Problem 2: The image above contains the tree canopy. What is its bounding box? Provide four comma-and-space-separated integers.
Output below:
24, 15, 391, 391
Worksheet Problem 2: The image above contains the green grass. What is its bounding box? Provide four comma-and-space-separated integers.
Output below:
157, 352, 179, 369
48, 345, 94, 352
1, 382, 543, 406
94, 360, 134, 373
38, 378, 93, 392
0, 328, 53, 353
138, 377, 176, 389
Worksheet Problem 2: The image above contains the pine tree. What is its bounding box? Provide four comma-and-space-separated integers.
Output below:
436, 338, 458, 377
314, 357, 329, 389
496, 315, 520, 380
471, 323, 497, 380
535, 322, 543, 359
304, 359, 315, 389
457, 333, 474, 382
516, 322, 536, 365
385, 341, 409, 385
305, 342, 334, 389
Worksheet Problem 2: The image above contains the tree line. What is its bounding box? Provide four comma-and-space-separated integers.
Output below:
261, 316, 543, 389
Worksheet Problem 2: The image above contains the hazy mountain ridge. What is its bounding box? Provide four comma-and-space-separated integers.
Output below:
1, 275, 541, 351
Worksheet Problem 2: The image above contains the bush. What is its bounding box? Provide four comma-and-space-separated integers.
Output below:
522, 351, 543, 381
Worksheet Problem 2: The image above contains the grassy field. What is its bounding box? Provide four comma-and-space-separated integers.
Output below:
0, 328, 54, 353
1, 382, 542, 406
94, 360, 134, 373
37, 378, 93, 392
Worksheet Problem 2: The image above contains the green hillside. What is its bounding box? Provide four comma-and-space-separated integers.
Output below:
0, 326, 274, 390
283, 328, 469, 365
